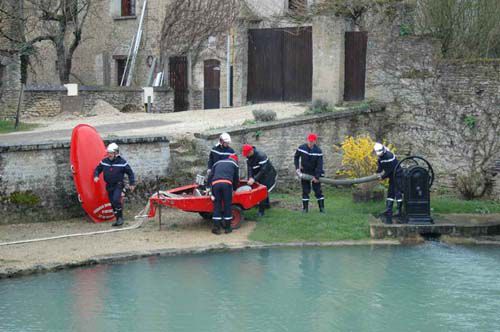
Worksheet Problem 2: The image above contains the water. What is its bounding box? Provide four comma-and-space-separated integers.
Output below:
1, 244, 500, 332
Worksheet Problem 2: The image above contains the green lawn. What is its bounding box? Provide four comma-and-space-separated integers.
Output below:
247, 189, 500, 243
0, 120, 39, 134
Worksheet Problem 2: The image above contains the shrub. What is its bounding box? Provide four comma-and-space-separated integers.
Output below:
9, 191, 41, 206
337, 135, 396, 179
456, 171, 492, 200
252, 109, 277, 122
307, 99, 331, 114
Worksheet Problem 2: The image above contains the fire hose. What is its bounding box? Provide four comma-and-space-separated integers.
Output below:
299, 173, 382, 186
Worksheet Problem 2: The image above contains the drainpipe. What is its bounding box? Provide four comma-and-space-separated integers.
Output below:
226, 31, 231, 108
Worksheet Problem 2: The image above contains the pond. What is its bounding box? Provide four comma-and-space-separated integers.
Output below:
1, 244, 500, 332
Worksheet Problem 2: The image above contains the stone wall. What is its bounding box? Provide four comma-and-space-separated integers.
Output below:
0, 54, 21, 119
195, 107, 386, 189
19, 86, 174, 117
0, 136, 170, 223
363, 7, 500, 197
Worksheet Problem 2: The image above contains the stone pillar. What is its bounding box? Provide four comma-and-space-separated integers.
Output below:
312, 16, 345, 106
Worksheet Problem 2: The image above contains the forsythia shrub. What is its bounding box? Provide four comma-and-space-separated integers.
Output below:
337, 135, 395, 179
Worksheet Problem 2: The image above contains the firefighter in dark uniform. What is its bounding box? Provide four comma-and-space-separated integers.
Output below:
374, 143, 402, 224
242, 144, 277, 217
208, 154, 240, 235
94, 143, 136, 227
207, 132, 235, 175
294, 133, 325, 213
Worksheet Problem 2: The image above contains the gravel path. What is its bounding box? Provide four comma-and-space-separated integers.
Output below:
0, 208, 256, 277
0, 102, 307, 145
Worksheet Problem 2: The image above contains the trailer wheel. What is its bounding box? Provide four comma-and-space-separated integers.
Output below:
231, 205, 244, 229
199, 212, 213, 220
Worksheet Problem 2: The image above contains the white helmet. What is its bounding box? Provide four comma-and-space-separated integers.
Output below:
107, 143, 119, 153
220, 132, 231, 144
373, 143, 385, 156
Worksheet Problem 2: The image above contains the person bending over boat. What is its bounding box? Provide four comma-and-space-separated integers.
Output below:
208, 154, 239, 235
94, 143, 136, 227
242, 144, 277, 217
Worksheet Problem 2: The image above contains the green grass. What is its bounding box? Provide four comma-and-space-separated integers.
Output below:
248, 189, 500, 243
0, 120, 39, 134
431, 195, 500, 214
248, 189, 378, 243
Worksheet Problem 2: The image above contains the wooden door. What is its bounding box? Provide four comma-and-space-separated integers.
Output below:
247, 27, 312, 103
283, 27, 312, 101
204, 60, 220, 109
248, 29, 284, 102
169, 56, 188, 112
344, 31, 367, 101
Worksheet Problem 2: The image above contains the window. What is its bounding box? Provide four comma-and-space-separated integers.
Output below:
116, 58, 127, 85
121, 0, 135, 16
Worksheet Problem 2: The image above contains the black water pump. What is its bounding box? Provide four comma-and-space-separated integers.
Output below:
394, 156, 434, 224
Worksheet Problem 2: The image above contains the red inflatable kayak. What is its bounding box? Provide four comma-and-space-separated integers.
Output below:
70, 124, 115, 223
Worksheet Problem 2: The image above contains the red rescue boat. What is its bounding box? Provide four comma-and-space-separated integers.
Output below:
148, 181, 268, 229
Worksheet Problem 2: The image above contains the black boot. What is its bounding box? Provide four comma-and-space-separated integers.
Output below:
318, 199, 325, 213
383, 201, 393, 224
379, 200, 393, 218
212, 220, 222, 235
224, 221, 232, 234
302, 200, 309, 213
393, 201, 402, 218
112, 210, 124, 226
258, 203, 265, 217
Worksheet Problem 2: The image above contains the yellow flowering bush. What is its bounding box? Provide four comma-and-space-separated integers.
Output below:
337, 135, 396, 179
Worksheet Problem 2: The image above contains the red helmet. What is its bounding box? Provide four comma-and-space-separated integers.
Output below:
242, 144, 253, 157
307, 133, 318, 142
229, 154, 239, 163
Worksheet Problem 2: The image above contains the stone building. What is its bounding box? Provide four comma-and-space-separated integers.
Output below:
15, 0, 348, 112
0, 0, 21, 118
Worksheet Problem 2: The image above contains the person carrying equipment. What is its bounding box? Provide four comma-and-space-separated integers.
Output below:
208, 154, 240, 235
242, 144, 277, 217
374, 142, 402, 224
207, 133, 235, 175
94, 143, 136, 227
294, 133, 325, 213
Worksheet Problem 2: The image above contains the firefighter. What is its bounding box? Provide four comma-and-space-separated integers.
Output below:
242, 144, 277, 217
207, 132, 235, 175
294, 133, 325, 213
208, 154, 240, 235
94, 143, 136, 227
374, 142, 402, 224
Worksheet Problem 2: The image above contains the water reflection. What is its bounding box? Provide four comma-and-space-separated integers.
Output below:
1, 245, 500, 332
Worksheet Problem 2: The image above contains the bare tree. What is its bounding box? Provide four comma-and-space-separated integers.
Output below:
415, 0, 500, 58
284, 0, 403, 30
160, 0, 241, 62
0, 0, 95, 84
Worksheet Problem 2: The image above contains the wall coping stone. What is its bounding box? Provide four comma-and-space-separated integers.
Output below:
24, 85, 171, 93
195, 107, 385, 140
0, 135, 169, 153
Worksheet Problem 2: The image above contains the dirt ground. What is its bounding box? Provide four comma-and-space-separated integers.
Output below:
0, 208, 257, 277
0, 102, 307, 145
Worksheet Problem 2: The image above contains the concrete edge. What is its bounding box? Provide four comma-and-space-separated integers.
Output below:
0, 135, 170, 152
194, 107, 384, 140
0, 239, 399, 279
